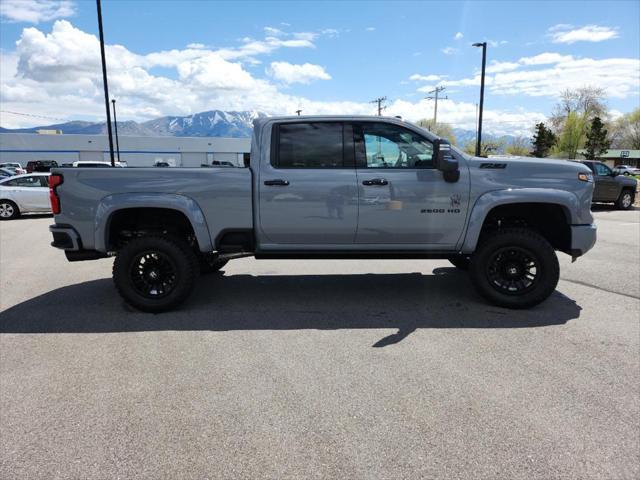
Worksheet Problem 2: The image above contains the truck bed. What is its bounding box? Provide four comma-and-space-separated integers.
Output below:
52, 167, 253, 252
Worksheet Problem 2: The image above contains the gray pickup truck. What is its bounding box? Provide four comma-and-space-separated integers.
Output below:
48, 116, 597, 312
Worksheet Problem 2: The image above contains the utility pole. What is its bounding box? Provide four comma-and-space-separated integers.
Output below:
370, 96, 387, 116
472, 42, 487, 157
96, 0, 115, 167
295, 109, 302, 116
425, 86, 447, 126
111, 99, 121, 162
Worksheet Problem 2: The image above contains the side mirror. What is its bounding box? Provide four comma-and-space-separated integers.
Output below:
434, 139, 460, 183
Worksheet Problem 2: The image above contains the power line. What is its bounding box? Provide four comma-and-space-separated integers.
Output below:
0, 110, 69, 122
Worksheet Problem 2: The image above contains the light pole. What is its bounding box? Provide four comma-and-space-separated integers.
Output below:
472, 42, 487, 157
111, 99, 121, 162
96, 0, 115, 167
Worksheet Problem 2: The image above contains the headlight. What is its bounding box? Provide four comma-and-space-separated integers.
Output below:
578, 172, 593, 183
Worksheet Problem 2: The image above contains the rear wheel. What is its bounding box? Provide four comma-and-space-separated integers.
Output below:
615, 189, 634, 210
113, 235, 198, 312
447, 255, 471, 270
0, 200, 19, 220
470, 228, 559, 309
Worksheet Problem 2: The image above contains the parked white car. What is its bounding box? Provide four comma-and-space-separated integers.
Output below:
0, 173, 51, 220
613, 165, 640, 176
0, 162, 26, 175
72, 161, 126, 168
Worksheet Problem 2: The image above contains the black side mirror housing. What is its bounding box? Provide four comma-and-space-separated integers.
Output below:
434, 139, 460, 183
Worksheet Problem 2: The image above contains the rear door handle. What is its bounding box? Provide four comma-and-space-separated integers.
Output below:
264, 179, 290, 186
362, 178, 388, 186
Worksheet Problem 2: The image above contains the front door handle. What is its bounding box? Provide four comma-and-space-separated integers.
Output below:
362, 178, 388, 186
264, 179, 290, 186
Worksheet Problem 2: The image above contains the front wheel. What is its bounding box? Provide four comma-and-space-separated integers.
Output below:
615, 190, 635, 210
113, 235, 198, 312
470, 228, 559, 309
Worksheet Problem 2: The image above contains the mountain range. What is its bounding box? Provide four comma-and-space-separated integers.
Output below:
0, 110, 267, 138
0, 109, 523, 149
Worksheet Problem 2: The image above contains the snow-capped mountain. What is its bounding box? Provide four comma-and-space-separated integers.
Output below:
0, 110, 269, 138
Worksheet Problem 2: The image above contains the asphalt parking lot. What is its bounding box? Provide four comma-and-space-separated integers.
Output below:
1, 208, 638, 479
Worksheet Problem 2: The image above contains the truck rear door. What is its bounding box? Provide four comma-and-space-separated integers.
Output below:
258, 121, 358, 244
353, 122, 469, 248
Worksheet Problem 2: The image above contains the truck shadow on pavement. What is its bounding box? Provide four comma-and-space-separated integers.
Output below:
0, 268, 582, 347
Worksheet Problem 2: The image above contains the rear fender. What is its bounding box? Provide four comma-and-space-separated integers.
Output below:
94, 193, 212, 252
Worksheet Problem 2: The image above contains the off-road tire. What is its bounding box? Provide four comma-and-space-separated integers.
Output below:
113, 235, 199, 313
0, 200, 20, 220
470, 228, 559, 309
199, 253, 229, 274
615, 189, 635, 210
448, 255, 471, 270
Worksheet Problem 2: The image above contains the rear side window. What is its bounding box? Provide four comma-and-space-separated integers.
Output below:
276, 122, 344, 168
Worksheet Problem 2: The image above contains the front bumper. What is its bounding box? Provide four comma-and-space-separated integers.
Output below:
570, 224, 597, 257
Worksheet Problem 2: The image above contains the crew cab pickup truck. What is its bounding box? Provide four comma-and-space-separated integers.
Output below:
578, 160, 637, 209
49, 116, 597, 312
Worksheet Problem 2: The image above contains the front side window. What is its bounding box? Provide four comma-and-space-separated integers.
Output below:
594, 163, 612, 176
277, 122, 343, 168
360, 123, 433, 169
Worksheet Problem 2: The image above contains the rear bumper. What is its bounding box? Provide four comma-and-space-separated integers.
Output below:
49, 224, 81, 250
570, 224, 597, 257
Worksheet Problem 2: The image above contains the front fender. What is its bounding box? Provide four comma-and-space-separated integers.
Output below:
459, 188, 582, 254
94, 193, 213, 252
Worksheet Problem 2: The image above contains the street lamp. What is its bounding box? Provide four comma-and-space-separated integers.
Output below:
111, 99, 121, 162
96, 0, 115, 166
472, 42, 487, 157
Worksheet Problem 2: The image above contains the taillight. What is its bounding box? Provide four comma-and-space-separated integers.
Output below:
49, 173, 63, 214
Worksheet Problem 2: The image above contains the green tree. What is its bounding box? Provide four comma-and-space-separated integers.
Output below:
555, 111, 588, 159
416, 119, 457, 145
610, 108, 640, 149
530, 122, 557, 158
550, 86, 607, 131
582, 116, 611, 160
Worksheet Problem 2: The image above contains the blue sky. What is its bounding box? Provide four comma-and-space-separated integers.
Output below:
1, 0, 638, 134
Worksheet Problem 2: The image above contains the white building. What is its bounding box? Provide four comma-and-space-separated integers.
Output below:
0, 133, 251, 167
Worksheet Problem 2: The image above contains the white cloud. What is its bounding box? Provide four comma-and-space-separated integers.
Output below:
435, 54, 640, 99
267, 61, 331, 84
0, 0, 74, 23
485, 61, 520, 74
366, 27, 376, 31
518, 52, 574, 65
549, 24, 619, 44
454, 32, 463, 40
409, 74, 442, 82
264, 26, 285, 37
441, 47, 459, 55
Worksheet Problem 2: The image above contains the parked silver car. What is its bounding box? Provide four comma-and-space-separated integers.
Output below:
0, 173, 51, 220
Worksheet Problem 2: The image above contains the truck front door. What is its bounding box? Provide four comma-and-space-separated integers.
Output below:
258, 122, 358, 244
353, 122, 469, 248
